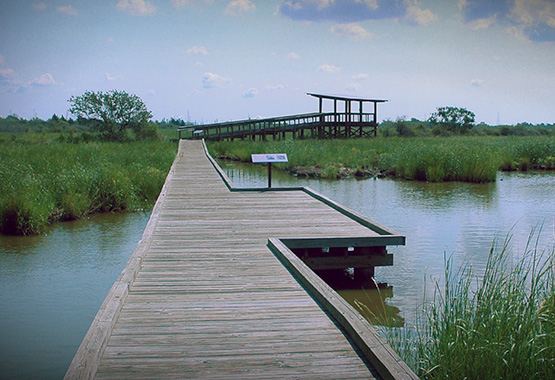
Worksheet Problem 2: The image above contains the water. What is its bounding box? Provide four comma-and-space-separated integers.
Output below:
222, 162, 555, 320
0, 166, 553, 379
0, 212, 150, 380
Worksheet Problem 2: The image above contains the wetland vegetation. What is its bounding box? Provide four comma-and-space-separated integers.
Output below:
383, 231, 555, 379
208, 135, 555, 182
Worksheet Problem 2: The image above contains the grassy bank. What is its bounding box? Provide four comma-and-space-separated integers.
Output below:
383, 231, 555, 379
0, 140, 176, 235
208, 136, 555, 183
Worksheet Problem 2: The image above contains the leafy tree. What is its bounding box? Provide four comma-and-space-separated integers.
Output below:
68, 90, 153, 140
428, 106, 475, 134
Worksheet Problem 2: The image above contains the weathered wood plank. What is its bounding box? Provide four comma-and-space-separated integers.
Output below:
66, 139, 413, 380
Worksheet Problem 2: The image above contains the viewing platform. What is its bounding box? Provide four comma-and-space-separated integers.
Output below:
65, 140, 417, 379
179, 93, 387, 141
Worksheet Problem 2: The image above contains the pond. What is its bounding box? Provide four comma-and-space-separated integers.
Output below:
0, 165, 553, 379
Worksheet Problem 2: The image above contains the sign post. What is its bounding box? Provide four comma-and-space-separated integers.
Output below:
251, 154, 288, 188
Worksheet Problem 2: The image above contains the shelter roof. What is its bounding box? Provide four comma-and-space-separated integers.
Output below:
307, 93, 387, 103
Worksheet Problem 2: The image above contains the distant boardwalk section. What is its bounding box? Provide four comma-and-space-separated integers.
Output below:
65, 140, 417, 380
179, 93, 387, 141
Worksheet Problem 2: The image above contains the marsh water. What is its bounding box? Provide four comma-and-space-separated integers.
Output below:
0, 166, 553, 379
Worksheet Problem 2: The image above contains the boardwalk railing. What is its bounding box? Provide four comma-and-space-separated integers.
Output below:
179, 111, 379, 141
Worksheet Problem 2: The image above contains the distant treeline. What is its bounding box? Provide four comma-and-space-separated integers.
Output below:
0, 114, 192, 131
2, 114, 553, 137
380, 117, 555, 137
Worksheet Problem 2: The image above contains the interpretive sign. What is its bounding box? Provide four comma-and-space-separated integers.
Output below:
251, 153, 288, 188
251, 154, 288, 163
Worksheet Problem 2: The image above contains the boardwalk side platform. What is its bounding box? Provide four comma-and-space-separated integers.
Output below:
65, 140, 417, 380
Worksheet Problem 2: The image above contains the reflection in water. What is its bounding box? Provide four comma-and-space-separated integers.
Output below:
317, 269, 404, 327
0, 161, 553, 379
221, 160, 555, 325
0, 212, 150, 380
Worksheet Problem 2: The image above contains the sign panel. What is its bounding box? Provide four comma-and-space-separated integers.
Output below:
251, 154, 288, 163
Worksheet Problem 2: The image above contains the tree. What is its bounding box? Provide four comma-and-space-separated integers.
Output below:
428, 106, 475, 134
68, 90, 153, 140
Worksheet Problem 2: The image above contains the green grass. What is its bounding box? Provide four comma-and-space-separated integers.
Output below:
0, 140, 177, 235
382, 229, 555, 379
207, 136, 555, 183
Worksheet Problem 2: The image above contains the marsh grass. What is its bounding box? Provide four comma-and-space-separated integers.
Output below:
208, 136, 555, 182
0, 140, 176, 235
383, 229, 555, 379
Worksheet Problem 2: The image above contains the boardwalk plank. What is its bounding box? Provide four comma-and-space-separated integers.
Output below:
65, 140, 415, 380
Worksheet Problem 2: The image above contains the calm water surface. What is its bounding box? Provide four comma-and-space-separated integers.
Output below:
0, 212, 150, 380
222, 162, 554, 320
0, 166, 553, 379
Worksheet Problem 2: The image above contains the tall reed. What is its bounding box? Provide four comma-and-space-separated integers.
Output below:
208, 136, 555, 183
384, 229, 555, 379
0, 141, 176, 235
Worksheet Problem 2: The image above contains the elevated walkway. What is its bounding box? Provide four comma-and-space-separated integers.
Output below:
65, 140, 417, 380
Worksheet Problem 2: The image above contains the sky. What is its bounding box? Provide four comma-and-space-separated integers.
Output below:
1, 0, 554, 125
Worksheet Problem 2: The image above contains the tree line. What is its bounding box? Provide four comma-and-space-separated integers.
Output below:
2, 91, 553, 139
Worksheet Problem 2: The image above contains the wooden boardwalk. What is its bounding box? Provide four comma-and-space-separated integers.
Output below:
179, 93, 387, 141
65, 140, 417, 380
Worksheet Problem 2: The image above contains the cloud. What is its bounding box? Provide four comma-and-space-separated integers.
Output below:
29, 73, 56, 87
57, 5, 78, 16
278, 0, 436, 24
225, 0, 255, 16
353, 73, 369, 80
317, 64, 341, 73
186, 46, 208, 55
345, 83, 362, 92
33, 2, 47, 11
105, 73, 122, 81
460, 0, 555, 42
202, 72, 231, 88
172, 0, 213, 7
287, 52, 301, 59
117, 0, 156, 16
509, 0, 555, 42
0, 67, 17, 85
242, 87, 259, 98
470, 78, 485, 87
329, 23, 374, 39
404, 0, 437, 25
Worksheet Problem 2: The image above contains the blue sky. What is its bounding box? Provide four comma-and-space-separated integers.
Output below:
1, 0, 554, 125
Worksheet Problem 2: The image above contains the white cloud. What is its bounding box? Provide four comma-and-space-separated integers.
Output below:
345, 83, 362, 92
29, 73, 56, 86
243, 87, 259, 98
287, 52, 301, 59
329, 23, 373, 39
33, 2, 47, 11
471, 78, 485, 87
105, 73, 122, 81
57, 5, 78, 16
353, 73, 369, 80
404, 0, 437, 26
172, 0, 213, 8
318, 64, 341, 73
467, 15, 497, 30
186, 46, 208, 55
225, 0, 255, 15
117, 0, 156, 16
0, 67, 17, 84
202, 72, 231, 88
